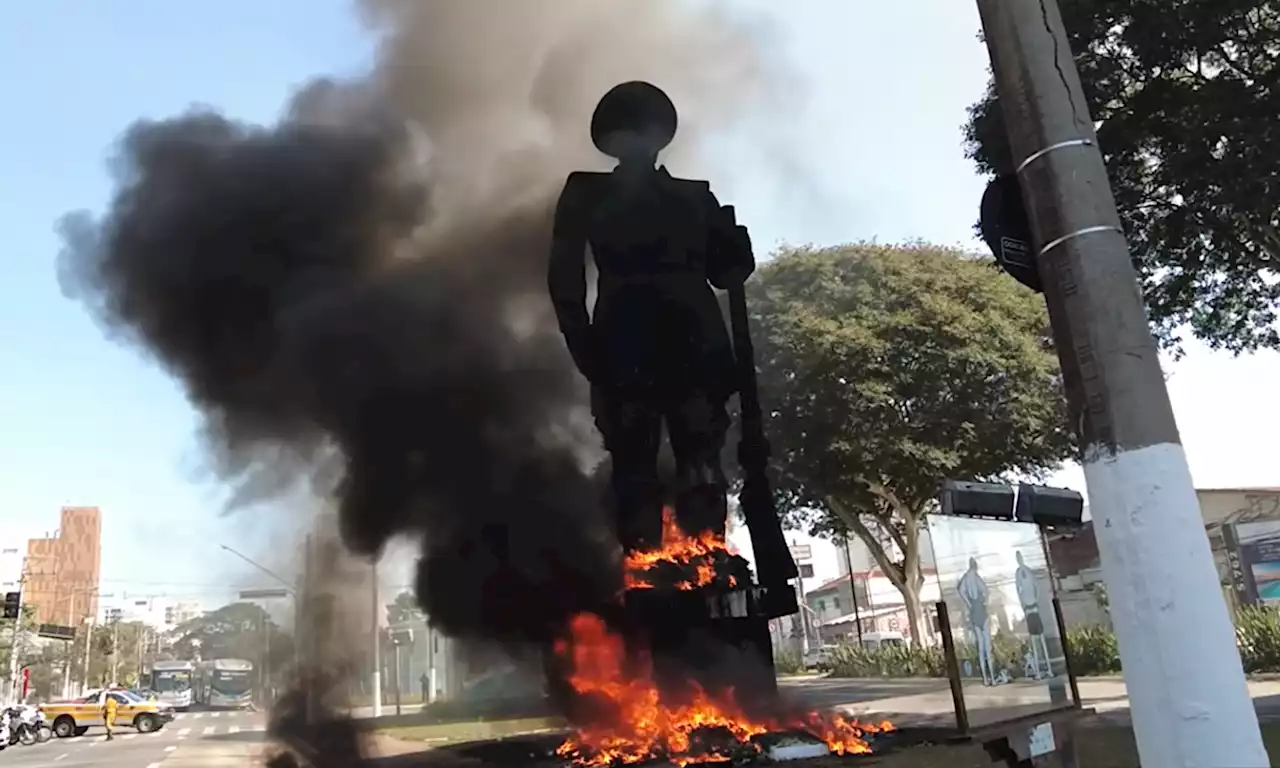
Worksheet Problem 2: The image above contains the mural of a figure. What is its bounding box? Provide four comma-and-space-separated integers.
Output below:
957, 557, 996, 685
1015, 550, 1052, 679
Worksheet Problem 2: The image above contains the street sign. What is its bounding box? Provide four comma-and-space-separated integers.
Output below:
979, 174, 1043, 293
789, 544, 812, 562
239, 588, 291, 599
37, 623, 75, 641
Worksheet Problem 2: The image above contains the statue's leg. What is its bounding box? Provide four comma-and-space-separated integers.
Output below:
593, 387, 663, 552
666, 389, 730, 539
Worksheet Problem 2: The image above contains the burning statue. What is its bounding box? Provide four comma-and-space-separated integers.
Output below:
542, 82, 892, 766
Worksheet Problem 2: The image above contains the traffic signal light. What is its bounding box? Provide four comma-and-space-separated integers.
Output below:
1014, 483, 1086, 528
3, 592, 20, 620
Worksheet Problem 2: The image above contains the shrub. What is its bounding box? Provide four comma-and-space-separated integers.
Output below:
773, 650, 805, 675
826, 642, 947, 678
820, 606, 1280, 679
1066, 624, 1121, 676
1236, 605, 1280, 672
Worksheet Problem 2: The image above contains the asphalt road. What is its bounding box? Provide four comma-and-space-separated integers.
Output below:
0, 709, 267, 768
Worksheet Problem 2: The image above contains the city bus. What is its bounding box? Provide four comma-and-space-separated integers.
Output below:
192, 659, 254, 709
142, 660, 196, 711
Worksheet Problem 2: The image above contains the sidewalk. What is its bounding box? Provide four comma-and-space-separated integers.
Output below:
820, 677, 1280, 728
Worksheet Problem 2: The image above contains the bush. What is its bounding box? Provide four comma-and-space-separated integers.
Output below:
773, 650, 806, 675
819, 607, 1280, 679
1067, 624, 1121, 676
1236, 605, 1280, 672
826, 643, 947, 678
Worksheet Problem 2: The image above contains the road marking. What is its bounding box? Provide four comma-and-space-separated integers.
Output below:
178, 728, 191, 736
202, 726, 216, 735
147, 763, 160, 768
229, 725, 240, 734
55, 754, 68, 761
165, 745, 177, 752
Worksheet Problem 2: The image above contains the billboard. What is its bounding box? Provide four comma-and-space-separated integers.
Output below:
1224, 520, 1280, 607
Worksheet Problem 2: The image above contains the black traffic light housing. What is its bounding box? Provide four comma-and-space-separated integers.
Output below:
3, 592, 20, 620
939, 479, 1086, 529
940, 480, 1016, 519
1014, 483, 1086, 528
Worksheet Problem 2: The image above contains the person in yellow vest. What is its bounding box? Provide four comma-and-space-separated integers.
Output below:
102, 693, 118, 741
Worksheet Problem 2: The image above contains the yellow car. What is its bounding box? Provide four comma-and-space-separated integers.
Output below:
41, 689, 172, 738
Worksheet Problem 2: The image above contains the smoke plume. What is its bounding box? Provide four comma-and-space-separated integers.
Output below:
57, 0, 788, 648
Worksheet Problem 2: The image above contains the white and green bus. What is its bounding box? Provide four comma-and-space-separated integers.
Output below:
192, 659, 254, 709
142, 660, 195, 711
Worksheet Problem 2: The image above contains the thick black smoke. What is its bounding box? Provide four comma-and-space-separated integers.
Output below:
56, 0, 788, 647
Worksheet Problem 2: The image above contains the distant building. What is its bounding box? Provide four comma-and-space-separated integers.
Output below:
1046, 486, 1280, 626
803, 567, 942, 645
23, 507, 102, 627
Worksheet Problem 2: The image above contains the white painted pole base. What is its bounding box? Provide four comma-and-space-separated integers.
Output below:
371, 670, 382, 718
1084, 442, 1269, 767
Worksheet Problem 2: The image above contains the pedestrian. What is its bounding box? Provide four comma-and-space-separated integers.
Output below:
419, 673, 428, 701
102, 692, 118, 741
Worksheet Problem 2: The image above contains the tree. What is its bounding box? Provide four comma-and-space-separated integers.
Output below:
387, 591, 423, 625
171, 602, 293, 674
748, 243, 1075, 644
965, 0, 1280, 353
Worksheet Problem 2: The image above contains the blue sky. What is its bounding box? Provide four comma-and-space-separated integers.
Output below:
2, 1, 1277, 615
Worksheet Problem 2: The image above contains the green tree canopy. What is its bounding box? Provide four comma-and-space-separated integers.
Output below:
170, 601, 291, 670
387, 591, 423, 625
749, 243, 1075, 641
965, 0, 1280, 353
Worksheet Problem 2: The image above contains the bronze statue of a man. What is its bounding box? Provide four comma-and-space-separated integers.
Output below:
549, 81, 754, 553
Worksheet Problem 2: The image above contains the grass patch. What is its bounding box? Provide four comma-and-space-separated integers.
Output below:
376, 716, 564, 745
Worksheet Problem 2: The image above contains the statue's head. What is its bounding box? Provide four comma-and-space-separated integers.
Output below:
1015, 550, 1025, 566
590, 81, 677, 163
969, 557, 979, 571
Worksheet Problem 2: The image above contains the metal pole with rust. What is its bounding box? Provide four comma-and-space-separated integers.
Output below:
975, 0, 1266, 764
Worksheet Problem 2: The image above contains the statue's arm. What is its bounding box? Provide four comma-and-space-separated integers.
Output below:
704, 186, 755, 289
548, 172, 594, 378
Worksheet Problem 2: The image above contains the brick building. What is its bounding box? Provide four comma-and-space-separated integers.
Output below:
23, 506, 102, 627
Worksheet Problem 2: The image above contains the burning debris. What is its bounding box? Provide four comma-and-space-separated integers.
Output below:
551, 615, 893, 766
624, 508, 743, 592
549, 510, 894, 767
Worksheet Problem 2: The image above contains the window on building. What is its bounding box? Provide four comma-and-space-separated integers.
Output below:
816, 599, 825, 612
832, 597, 841, 612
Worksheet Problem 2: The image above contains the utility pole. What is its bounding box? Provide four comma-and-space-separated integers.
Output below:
81, 617, 94, 694
839, 534, 864, 646
109, 614, 120, 685
371, 559, 382, 718
975, 1, 1267, 765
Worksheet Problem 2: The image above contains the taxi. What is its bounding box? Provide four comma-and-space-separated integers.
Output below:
41, 688, 173, 738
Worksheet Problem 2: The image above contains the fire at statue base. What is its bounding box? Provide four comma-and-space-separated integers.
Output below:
539, 510, 894, 768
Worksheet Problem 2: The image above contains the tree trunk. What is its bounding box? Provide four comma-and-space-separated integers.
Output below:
901, 515, 926, 647
901, 576, 925, 648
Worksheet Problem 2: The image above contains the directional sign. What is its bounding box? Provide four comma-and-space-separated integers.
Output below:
239, 588, 291, 599
37, 624, 75, 641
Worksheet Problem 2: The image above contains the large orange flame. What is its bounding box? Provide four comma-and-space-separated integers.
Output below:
555, 506, 894, 764
623, 507, 737, 591
554, 613, 893, 765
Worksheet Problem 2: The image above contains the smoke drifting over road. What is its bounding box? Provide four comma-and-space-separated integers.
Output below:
57, 0, 786, 647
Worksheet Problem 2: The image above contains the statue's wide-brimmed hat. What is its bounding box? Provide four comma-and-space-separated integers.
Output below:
590, 81, 678, 156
